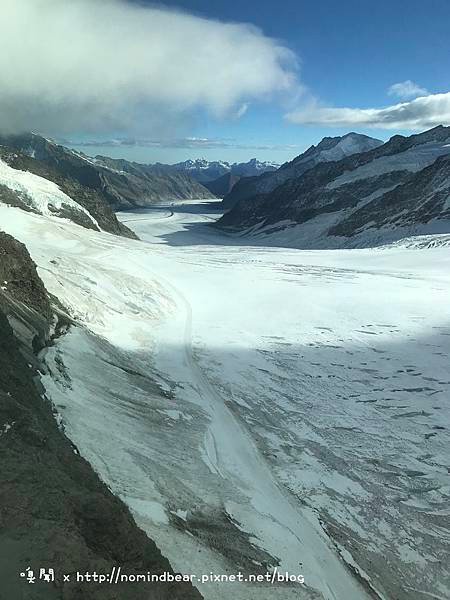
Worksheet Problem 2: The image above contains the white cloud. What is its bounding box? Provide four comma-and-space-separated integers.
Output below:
285, 92, 450, 130
0, 0, 298, 135
387, 80, 429, 99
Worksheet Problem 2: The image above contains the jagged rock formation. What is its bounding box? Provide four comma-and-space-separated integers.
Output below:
0, 232, 202, 600
217, 126, 450, 248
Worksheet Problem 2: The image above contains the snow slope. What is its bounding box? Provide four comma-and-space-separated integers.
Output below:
328, 140, 450, 189
311, 133, 382, 163
0, 158, 99, 227
1, 201, 449, 600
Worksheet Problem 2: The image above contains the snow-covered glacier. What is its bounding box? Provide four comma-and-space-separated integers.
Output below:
1, 200, 449, 600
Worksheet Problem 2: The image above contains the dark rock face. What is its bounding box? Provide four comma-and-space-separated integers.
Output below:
204, 172, 241, 197
0, 231, 52, 366
0, 183, 40, 214
0, 232, 50, 312
329, 154, 450, 237
222, 132, 383, 210
217, 126, 450, 247
93, 155, 213, 206
0, 233, 202, 600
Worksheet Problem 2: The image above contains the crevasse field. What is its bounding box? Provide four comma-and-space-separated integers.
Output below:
1, 200, 449, 600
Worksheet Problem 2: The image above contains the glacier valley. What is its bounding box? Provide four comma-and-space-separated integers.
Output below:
1, 200, 449, 600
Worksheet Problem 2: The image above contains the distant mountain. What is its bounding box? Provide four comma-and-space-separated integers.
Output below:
222, 133, 383, 209
163, 159, 230, 183
0, 134, 214, 236
158, 158, 280, 187
154, 157, 279, 198
232, 158, 280, 178
217, 126, 450, 248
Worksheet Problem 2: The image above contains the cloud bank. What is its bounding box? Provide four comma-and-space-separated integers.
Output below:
286, 92, 450, 130
387, 80, 429, 100
0, 0, 298, 135
67, 136, 300, 151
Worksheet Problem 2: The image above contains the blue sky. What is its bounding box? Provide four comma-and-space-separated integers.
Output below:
61, 0, 450, 163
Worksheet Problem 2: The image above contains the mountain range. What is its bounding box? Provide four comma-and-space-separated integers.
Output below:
2, 128, 450, 251
222, 132, 383, 209
0, 133, 213, 236
158, 157, 280, 182
1, 125, 450, 599
0, 135, 284, 231
218, 126, 450, 248
153, 157, 280, 197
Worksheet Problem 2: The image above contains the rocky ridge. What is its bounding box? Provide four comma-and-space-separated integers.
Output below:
222, 132, 383, 209
217, 126, 450, 248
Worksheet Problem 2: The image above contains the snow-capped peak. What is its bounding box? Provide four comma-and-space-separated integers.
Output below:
243, 158, 280, 170
178, 158, 231, 170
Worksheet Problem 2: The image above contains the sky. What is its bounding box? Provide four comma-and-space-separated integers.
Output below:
1, 0, 449, 164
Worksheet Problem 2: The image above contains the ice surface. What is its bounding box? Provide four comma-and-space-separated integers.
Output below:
1, 201, 449, 600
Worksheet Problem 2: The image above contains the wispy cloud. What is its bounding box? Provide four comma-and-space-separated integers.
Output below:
0, 0, 299, 135
234, 103, 250, 119
67, 136, 301, 152
285, 92, 450, 130
387, 80, 429, 99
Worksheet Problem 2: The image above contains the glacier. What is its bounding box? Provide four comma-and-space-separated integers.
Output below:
0, 200, 449, 600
